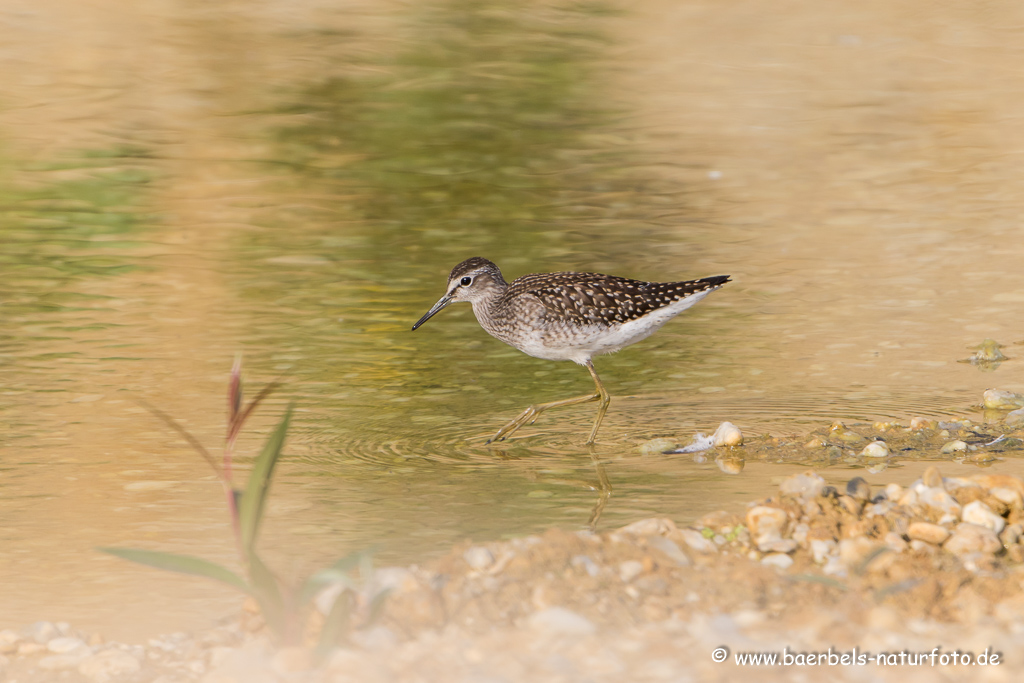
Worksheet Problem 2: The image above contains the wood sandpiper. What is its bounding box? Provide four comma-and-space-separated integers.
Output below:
413, 257, 730, 445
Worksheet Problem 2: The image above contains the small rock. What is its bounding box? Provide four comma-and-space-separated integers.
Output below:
617, 518, 677, 537
713, 421, 743, 447
528, 607, 596, 636
761, 553, 794, 569
18, 642, 47, 656
917, 486, 962, 517
637, 437, 678, 455
983, 389, 1024, 410
883, 531, 908, 552
804, 437, 827, 449
961, 500, 1006, 534
25, 621, 58, 644
677, 528, 718, 554
759, 538, 798, 554
779, 471, 826, 501
884, 483, 903, 501
1007, 407, 1024, 427
907, 522, 951, 545
571, 555, 601, 577
0, 630, 20, 654
47, 637, 88, 655
860, 441, 889, 458
846, 477, 871, 501
922, 466, 944, 489
809, 539, 836, 564
1000, 523, 1023, 547
618, 560, 644, 582
463, 546, 494, 571
990, 486, 1024, 510
746, 506, 789, 551
647, 536, 691, 566
941, 440, 969, 454
944, 523, 1002, 557
910, 417, 937, 430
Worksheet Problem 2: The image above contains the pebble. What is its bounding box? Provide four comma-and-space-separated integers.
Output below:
25, 621, 58, 644
528, 607, 596, 636
921, 466, 944, 489
910, 417, 937, 430
746, 506, 789, 551
48, 636, 89, 654
915, 486, 962, 517
647, 536, 691, 567
941, 440, 968, 454
845, 477, 871, 501
761, 553, 794, 569
982, 389, 1024, 410
907, 522, 950, 545
618, 560, 644, 582
0, 630, 20, 654
943, 523, 1002, 557
677, 528, 717, 554
463, 546, 495, 571
712, 421, 743, 447
779, 471, 826, 501
860, 441, 889, 458
1007, 407, 1024, 427
961, 500, 1006, 534
809, 539, 836, 564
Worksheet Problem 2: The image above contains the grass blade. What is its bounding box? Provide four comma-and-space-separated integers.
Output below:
313, 589, 354, 664
135, 399, 225, 483
247, 550, 288, 639
238, 404, 292, 552
100, 547, 250, 594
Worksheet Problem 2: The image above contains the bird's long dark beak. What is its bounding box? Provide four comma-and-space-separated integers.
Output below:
412, 294, 453, 331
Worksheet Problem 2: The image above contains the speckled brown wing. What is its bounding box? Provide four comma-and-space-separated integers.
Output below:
506, 272, 730, 327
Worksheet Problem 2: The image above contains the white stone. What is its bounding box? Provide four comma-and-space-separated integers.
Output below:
941, 440, 968, 454
677, 528, 717, 554
618, 560, 644, 582
944, 523, 1002, 557
0, 630, 20, 654
463, 546, 495, 570
47, 636, 88, 655
860, 441, 890, 458
917, 487, 962, 517
983, 389, 1024, 410
746, 505, 789, 551
961, 500, 1006, 534
713, 421, 743, 447
25, 621, 58, 644
761, 553, 794, 569
810, 539, 836, 564
779, 472, 826, 501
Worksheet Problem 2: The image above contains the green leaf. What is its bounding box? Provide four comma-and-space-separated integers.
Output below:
313, 589, 354, 665
99, 547, 250, 594
247, 550, 288, 639
238, 405, 292, 552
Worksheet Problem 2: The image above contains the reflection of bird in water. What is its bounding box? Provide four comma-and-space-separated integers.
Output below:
413, 257, 730, 444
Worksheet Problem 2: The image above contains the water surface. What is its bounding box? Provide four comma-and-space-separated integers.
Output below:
1, 0, 1023, 640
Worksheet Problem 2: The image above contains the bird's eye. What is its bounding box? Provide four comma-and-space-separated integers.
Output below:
460, 276, 472, 286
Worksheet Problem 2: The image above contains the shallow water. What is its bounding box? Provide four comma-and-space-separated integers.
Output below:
2, 0, 1024, 640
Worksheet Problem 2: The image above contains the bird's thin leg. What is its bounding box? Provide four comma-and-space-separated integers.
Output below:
584, 360, 611, 445
487, 360, 612, 444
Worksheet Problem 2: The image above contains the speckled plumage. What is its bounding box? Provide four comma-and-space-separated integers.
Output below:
412, 257, 730, 444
